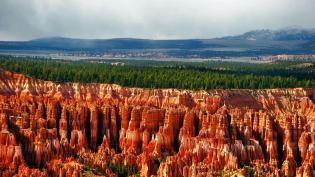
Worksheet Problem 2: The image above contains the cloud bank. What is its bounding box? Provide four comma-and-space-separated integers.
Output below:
0, 0, 314, 40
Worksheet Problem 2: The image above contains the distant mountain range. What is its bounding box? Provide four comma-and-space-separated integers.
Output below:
221, 28, 315, 41
0, 28, 314, 58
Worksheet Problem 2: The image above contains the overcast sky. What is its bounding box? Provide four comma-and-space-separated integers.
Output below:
0, 0, 314, 41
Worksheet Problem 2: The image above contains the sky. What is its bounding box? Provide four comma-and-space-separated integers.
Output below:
0, 0, 314, 41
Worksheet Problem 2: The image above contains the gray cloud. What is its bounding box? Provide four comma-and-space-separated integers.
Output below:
0, 0, 315, 40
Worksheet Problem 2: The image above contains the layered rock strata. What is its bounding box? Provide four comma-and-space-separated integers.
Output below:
0, 68, 314, 176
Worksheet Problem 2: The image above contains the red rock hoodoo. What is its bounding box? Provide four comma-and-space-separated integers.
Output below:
0, 68, 314, 176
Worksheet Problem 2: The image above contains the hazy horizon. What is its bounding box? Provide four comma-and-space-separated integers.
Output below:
1, 0, 315, 41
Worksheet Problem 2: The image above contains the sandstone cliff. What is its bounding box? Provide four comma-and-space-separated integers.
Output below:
0, 68, 314, 176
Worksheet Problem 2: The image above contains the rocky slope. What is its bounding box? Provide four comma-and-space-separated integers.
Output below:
0, 68, 314, 176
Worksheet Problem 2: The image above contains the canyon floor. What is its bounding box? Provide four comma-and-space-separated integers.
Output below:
0, 68, 314, 177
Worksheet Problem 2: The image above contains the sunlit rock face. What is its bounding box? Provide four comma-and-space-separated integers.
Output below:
0, 68, 315, 176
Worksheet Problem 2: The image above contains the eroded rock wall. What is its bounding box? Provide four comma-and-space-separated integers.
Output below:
0, 69, 314, 176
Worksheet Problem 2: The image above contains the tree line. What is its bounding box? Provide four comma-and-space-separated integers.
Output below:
0, 56, 314, 90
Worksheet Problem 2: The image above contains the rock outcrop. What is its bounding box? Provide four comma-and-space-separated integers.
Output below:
0, 68, 314, 176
